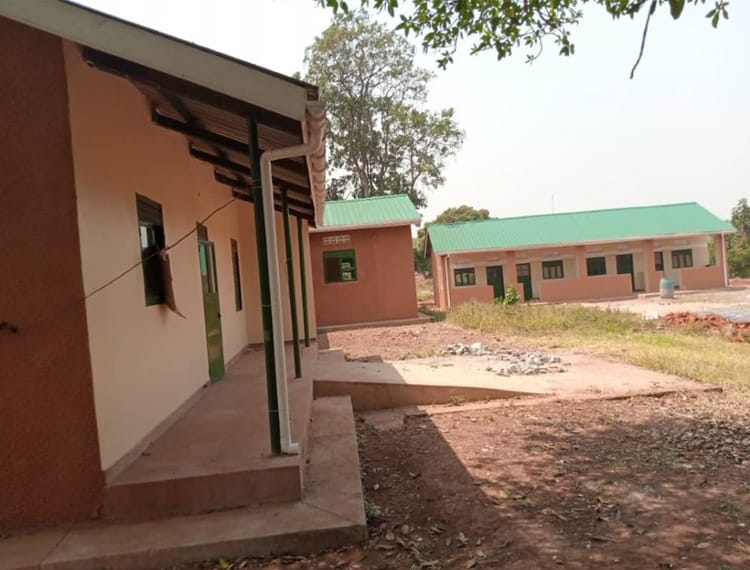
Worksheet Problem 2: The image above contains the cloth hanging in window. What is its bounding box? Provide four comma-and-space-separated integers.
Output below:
159, 249, 186, 318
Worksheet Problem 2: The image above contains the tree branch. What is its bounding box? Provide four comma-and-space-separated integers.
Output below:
630, 0, 657, 80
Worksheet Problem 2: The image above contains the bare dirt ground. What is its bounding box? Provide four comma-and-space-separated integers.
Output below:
181, 321, 750, 570
581, 285, 750, 321
320, 321, 515, 361
188, 392, 750, 570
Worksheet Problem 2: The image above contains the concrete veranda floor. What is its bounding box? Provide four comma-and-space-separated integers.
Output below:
104, 344, 316, 520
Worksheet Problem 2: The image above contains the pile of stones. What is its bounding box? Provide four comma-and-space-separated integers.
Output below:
441, 342, 569, 376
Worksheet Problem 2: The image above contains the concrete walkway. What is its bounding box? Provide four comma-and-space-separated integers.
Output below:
582, 286, 750, 319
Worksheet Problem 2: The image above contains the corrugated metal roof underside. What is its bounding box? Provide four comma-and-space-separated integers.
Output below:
322, 195, 421, 228
427, 202, 734, 254
81, 47, 324, 223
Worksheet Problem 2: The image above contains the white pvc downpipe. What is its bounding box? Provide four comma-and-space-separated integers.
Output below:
720, 232, 729, 287
259, 107, 326, 455
444, 255, 452, 309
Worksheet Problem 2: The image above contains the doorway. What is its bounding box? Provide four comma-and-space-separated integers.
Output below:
198, 227, 225, 382
616, 254, 635, 292
516, 263, 532, 301
486, 265, 505, 300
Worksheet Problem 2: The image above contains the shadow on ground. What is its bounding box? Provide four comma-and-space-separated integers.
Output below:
351, 392, 750, 570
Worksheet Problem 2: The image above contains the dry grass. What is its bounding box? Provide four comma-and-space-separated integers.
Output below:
416, 275, 434, 302
448, 302, 750, 387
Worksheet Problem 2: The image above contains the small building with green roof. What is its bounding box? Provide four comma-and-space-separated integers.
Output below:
310, 194, 422, 326
424, 202, 734, 308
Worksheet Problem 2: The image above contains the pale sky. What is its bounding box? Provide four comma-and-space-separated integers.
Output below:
77, 0, 749, 223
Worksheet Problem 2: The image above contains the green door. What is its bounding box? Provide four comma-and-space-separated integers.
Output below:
486, 265, 505, 300
516, 263, 532, 301
199, 239, 225, 382
616, 254, 635, 292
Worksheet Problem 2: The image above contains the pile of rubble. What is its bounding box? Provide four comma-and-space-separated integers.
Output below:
442, 342, 494, 356
442, 342, 570, 376
664, 312, 750, 343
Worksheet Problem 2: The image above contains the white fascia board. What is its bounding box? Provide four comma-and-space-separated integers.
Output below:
309, 218, 422, 233
0, 0, 309, 121
435, 231, 732, 257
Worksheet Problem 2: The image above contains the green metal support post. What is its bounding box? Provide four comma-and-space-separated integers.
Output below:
296, 215, 310, 347
282, 189, 302, 378
248, 117, 281, 455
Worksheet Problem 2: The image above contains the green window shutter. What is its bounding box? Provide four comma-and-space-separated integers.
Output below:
323, 249, 357, 283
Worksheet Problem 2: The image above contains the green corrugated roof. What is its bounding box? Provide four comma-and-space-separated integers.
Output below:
322, 195, 421, 228
427, 202, 734, 254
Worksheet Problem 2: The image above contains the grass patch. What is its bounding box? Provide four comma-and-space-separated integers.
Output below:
419, 305, 446, 322
448, 302, 750, 387
417, 289, 433, 302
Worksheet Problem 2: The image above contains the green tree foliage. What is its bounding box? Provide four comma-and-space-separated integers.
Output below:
728, 198, 750, 278
318, 1, 729, 70
731, 198, 750, 241
414, 205, 491, 274
304, 12, 464, 207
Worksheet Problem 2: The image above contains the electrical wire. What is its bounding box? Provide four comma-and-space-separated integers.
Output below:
3, 197, 237, 333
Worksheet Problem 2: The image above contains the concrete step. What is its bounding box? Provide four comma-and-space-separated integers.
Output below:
317, 348, 347, 362
103, 462, 303, 521
0, 396, 366, 570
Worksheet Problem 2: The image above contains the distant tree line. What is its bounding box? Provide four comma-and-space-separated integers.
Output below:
728, 198, 750, 278
414, 205, 490, 275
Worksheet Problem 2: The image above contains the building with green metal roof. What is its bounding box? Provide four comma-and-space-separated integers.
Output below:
318, 194, 421, 230
309, 195, 422, 326
425, 202, 733, 308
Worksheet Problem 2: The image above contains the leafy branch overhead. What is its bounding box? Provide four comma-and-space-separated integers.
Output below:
304, 12, 464, 207
318, 0, 730, 71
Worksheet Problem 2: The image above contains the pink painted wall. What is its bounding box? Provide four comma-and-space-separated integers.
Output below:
0, 18, 103, 530
681, 266, 725, 290
450, 285, 495, 306
310, 225, 418, 326
540, 274, 634, 302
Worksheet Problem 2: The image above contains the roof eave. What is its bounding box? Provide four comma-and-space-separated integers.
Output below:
302, 102, 327, 227
431, 229, 735, 256
310, 218, 421, 233
0, 0, 311, 121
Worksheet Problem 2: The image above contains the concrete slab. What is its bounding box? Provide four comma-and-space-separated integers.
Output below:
1, 396, 365, 570
0, 530, 66, 570
582, 286, 750, 319
313, 351, 710, 411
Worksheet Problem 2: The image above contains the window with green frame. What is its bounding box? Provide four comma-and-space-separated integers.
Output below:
454, 268, 476, 287
586, 256, 606, 276
323, 249, 357, 283
671, 249, 693, 269
542, 260, 564, 280
136, 194, 166, 306
231, 239, 242, 311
